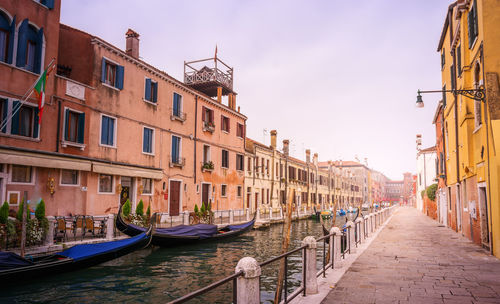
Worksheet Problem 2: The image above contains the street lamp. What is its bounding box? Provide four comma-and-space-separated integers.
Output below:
416, 87, 485, 108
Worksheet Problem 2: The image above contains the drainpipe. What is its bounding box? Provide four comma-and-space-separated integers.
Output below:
56, 98, 61, 153
194, 96, 198, 183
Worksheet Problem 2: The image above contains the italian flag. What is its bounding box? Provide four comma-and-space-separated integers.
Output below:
33, 64, 54, 124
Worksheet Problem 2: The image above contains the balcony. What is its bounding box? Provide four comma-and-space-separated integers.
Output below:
203, 121, 215, 133
170, 157, 186, 168
201, 161, 214, 172
170, 109, 187, 123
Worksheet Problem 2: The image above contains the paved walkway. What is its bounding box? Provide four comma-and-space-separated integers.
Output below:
321, 207, 500, 304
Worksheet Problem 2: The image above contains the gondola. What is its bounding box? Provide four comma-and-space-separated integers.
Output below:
116, 205, 256, 247
0, 224, 152, 284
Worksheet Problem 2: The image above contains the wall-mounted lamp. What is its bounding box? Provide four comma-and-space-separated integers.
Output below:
416, 87, 485, 108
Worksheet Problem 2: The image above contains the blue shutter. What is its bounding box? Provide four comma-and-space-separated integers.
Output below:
44, 0, 55, 9
7, 16, 15, 64
101, 116, 108, 145
108, 118, 114, 145
16, 19, 29, 68
152, 82, 158, 102
77, 112, 85, 143
172, 136, 178, 162
143, 128, 148, 152
33, 107, 39, 138
34, 27, 43, 74
64, 109, 69, 141
101, 58, 106, 83
173, 93, 179, 115
116, 65, 124, 89
11, 101, 20, 135
145, 78, 151, 101
1, 99, 7, 133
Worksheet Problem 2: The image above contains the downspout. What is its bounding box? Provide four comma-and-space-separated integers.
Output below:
194, 96, 198, 183
56, 98, 61, 153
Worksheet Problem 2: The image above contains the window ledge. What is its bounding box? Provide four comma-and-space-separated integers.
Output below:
142, 151, 155, 156
0, 133, 40, 142
61, 141, 86, 151
222, 130, 229, 134
0, 60, 40, 77
143, 98, 158, 106
99, 143, 117, 149
102, 82, 121, 91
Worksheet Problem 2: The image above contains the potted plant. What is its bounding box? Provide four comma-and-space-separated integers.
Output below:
202, 161, 214, 171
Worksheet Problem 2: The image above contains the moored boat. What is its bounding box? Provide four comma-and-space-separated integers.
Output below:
0, 225, 152, 284
116, 205, 256, 247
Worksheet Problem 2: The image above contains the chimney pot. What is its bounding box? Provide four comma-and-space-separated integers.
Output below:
126, 29, 140, 59
270, 130, 277, 149
283, 140, 290, 156
305, 149, 311, 163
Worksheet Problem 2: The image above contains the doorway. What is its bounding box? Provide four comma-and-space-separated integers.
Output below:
254, 192, 259, 211
478, 185, 490, 249
201, 183, 211, 208
169, 180, 181, 216
120, 176, 133, 206
246, 188, 251, 209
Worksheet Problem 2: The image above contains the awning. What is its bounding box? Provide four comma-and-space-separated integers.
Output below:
0, 149, 91, 171
92, 162, 163, 179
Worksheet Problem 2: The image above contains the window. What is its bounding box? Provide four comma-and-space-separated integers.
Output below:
144, 78, 158, 103
468, 0, 478, 49
267, 189, 270, 203
142, 178, 152, 195
61, 169, 78, 185
0, 11, 15, 64
236, 154, 244, 171
171, 135, 181, 164
441, 48, 445, 70
202, 107, 214, 129
39, 0, 55, 9
222, 150, 229, 168
450, 65, 456, 90
7, 191, 20, 206
237, 123, 244, 138
100, 115, 116, 147
237, 186, 242, 197
10, 102, 38, 138
221, 184, 227, 197
247, 157, 252, 172
266, 160, 269, 175
203, 145, 211, 163
143, 127, 154, 154
456, 44, 462, 77
16, 21, 43, 73
173, 93, 182, 117
101, 58, 124, 90
221, 116, 230, 132
261, 158, 264, 174
64, 109, 85, 144
99, 174, 113, 193
11, 165, 32, 183
442, 84, 447, 108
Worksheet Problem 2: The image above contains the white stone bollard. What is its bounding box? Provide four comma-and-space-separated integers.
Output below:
230, 210, 234, 224
269, 207, 273, 219
280, 207, 283, 219
345, 221, 355, 253
355, 217, 363, 245
330, 227, 342, 269
236, 257, 261, 304
106, 214, 115, 240
45, 216, 55, 246
256, 208, 261, 222
302, 236, 318, 294
183, 211, 189, 225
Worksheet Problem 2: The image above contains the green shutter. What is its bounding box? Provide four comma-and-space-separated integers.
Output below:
64, 109, 69, 141
145, 78, 151, 101
101, 58, 106, 83
11, 101, 20, 135
33, 107, 39, 138
77, 112, 85, 143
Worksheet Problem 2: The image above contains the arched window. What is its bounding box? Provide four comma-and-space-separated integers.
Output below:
0, 10, 15, 64
16, 19, 43, 74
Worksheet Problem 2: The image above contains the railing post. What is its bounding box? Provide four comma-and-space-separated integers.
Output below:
370, 214, 375, 234
45, 216, 55, 246
363, 215, 369, 239
345, 221, 355, 253
235, 257, 261, 304
330, 227, 342, 269
230, 210, 234, 224
302, 236, 318, 295
355, 217, 363, 244
106, 214, 114, 240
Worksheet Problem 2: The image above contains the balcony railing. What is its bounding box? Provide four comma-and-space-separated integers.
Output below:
171, 109, 187, 122
202, 121, 215, 133
170, 157, 186, 168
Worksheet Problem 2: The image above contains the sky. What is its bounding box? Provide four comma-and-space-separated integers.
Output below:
61, 0, 451, 180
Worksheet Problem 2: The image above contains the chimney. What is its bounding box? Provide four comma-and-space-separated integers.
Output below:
126, 29, 140, 59
313, 153, 318, 166
283, 140, 289, 156
270, 130, 277, 149
305, 149, 311, 163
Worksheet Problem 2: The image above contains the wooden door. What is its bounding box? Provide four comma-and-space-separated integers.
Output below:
169, 180, 181, 216
254, 193, 258, 211
246, 193, 251, 209
202, 183, 210, 207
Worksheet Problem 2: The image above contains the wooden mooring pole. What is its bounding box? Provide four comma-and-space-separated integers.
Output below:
20, 191, 28, 257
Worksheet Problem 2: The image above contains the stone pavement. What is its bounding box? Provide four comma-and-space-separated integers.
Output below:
321, 207, 500, 304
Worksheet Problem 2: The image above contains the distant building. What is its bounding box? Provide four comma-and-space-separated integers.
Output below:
416, 145, 437, 213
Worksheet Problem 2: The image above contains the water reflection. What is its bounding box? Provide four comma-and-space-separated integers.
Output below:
1, 215, 356, 303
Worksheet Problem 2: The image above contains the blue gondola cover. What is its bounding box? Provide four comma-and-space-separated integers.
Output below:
228, 220, 254, 231
155, 224, 218, 239
58, 232, 148, 261
0, 252, 33, 270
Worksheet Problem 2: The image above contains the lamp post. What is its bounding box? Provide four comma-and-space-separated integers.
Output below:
415, 87, 485, 108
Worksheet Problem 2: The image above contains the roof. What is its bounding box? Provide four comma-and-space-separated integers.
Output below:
437, 2, 458, 51
418, 146, 437, 155
245, 137, 272, 153
432, 100, 444, 124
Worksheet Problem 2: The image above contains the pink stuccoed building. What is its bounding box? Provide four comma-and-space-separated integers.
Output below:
0, 0, 246, 217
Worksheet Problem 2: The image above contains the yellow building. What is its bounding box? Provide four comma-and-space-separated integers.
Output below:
437, 0, 500, 257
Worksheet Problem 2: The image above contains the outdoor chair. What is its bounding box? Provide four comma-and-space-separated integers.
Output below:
84, 216, 96, 237
55, 217, 73, 241
74, 215, 85, 241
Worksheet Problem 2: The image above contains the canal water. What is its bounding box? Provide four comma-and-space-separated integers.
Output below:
2, 214, 357, 303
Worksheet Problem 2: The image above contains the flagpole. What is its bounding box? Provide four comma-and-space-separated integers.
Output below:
0, 58, 55, 132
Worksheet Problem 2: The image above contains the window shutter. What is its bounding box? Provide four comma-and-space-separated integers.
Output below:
221, 115, 223, 129
16, 19, 29, 68
7, 16, 15, 64
77, 112, 85, 143
64, 109, 69, 141
1, 99, 7, 133
172, 137, 178, 161
33, 107, 39, 138
101, 58, 106, 83
45, 0, 55, 9
143, 128, 148, 152
11, 101, 20, 135
473, 0, 478, 39
101, 116, 108, 144
152, 82, 158, 102
210, 110, 213, 123
108, 118, 114, 145
34, 27, 43, 74
145, 78, 151, 101
116, 65, 124, 89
